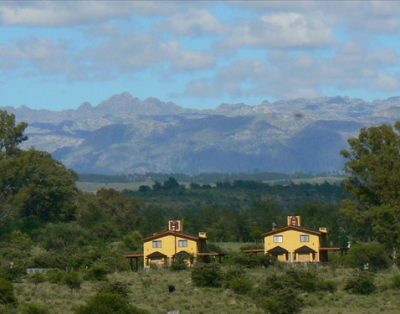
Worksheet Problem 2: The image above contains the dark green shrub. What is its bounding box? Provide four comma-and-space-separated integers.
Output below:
224, 266, 252, 295
344, 271, 376, 295
345, 242, 391, 271
228, 253, 274, 268
390, 273, 400, 289
63, 272, 82, 292
316, 278, 337, 292
0, 277, 16, 305
224, 266, 245, 282
0, 263, 25, 281
191, 263, 223, 288
46, 269, 65, 284
227, 276, 253, 295
19, 303, 50, 314
259, 288, 303, 314
32, 250, 68, 269
97, 281, 130, 298
284, 268, 318, 292
257, 272, 304, 314
27, 273, 46, 285
84, 262, 109, 281
170, 255, 188, 271
75, 293, 150, 314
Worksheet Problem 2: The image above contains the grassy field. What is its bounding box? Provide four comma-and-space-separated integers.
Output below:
76, 176, 344, 193
12, 265, 400, 314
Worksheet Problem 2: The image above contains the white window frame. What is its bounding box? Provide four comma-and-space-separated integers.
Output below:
300, 235, 310, 242
152, 240, 162, 248
178, 240, 188, 247
273, 235, 283, 243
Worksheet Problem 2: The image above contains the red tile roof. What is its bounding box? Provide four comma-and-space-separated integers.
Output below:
143, 230, 200, 242
263, 225, 322, 237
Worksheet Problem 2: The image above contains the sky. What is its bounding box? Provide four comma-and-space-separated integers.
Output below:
1, 1, 400, 110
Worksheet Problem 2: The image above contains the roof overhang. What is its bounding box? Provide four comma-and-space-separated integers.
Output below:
143, 230, 200, 242
267, 246, 289, 254
263, 225, 321, 237
294, 245, 317, 254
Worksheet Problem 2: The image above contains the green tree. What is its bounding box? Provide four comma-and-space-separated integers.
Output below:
0, 149, 77, 226
0, 110, 27, 155
96, 189, 142, 233
341, 121, 400, 253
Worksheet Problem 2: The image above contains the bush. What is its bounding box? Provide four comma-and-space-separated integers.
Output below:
345, 242, 391, 271
170, 255, 188, 271
259, 288, 303, 314
27, 273, 46, 285
344, 271, 376, 295
84, 263, 109, 281
97, 281, 130, 298
257, 271, 304, 314
390, 273, 400, 289
0, 277, 16, 305
63, 272, 82, 292
191, 263, 223, 288
316, 278, 337, 293
46, 269, 66, 284
19, 303, 50, 314
75, 293, 150, 314
227, 276, 253, 295
228, 253, 274, 268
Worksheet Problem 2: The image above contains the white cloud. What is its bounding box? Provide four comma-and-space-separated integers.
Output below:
0, 1, 177, 26
158, 8, 226, 36
82, 31, 216, 76
224, 12, 335, 49
183, 42, 400, 100
0, 37, 82, 79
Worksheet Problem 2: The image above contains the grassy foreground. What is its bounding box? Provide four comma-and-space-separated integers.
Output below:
13, 265, 400, 314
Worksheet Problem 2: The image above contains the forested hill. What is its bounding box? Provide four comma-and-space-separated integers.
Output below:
4, 92, 400, 174
122, 178, 347, 243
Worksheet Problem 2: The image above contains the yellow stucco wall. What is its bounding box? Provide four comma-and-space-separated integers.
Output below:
264, 229, 321, 262
144, 234, 199, 267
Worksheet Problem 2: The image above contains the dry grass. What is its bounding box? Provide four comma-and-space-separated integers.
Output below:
13, 266, 400, 314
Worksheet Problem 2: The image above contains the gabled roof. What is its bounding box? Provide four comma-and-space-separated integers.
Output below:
143, 230, 200, 242
173, 250, 192, 257
294, 245, 317, 254
267, 246, 289, 254
263, 225, 321, 237
146, 251, 167, 259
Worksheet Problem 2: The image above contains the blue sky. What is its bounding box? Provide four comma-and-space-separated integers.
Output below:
1, 1, 400, 110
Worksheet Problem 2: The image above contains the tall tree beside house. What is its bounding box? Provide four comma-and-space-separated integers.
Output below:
341, 121, 400, 259
0, 110, 77, 229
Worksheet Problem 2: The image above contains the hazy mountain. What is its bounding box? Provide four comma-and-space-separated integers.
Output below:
3, 92, 400, 174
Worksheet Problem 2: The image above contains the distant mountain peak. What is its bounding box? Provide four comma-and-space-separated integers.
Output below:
98, 92, 138, 109
78, 102, 93, 111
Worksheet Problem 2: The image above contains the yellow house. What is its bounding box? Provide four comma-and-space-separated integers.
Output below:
263, 216, 328, 263
143, 220, 208, 268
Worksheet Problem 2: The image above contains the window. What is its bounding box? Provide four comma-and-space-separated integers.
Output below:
178, 240, 188, 247
273, 235, 283, 243
152, 240, 162, 248
300, 235, 309, 242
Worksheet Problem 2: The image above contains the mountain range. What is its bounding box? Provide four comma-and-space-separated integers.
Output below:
2, 92, 400, 174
